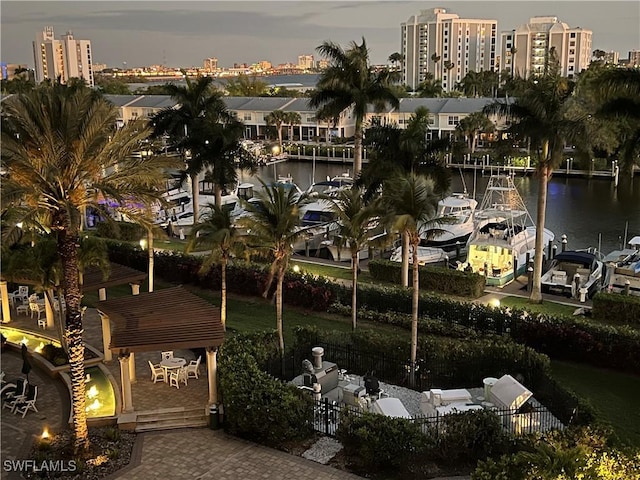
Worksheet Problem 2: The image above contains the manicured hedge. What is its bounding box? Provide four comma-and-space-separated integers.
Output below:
592, 292, 640, 326
218, 332, 313, 446
105, 242, 640, 374
368, 259, 486, 298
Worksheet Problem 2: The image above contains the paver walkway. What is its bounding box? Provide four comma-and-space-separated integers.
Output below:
111, 429, 362, 480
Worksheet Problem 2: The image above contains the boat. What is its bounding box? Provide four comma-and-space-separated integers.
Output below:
420, 193, 477, 250
390, 245, 449, 266
460, 175, 555, 286
321, 218, 388, 262
305, 173, 354, 199
292, 199, 340, 253
541, 250, 605, 299
603, 236, 640, 296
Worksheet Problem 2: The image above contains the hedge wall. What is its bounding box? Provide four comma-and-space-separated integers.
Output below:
105, 241, 640, 374
368, 259, 486, 298
592, 292, 640, 326
218, 332, 314, 446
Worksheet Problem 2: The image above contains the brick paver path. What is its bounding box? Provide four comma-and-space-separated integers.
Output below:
112, 429, 362, 480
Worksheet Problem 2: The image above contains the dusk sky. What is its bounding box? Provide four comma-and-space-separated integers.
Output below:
2, 1, 639, 69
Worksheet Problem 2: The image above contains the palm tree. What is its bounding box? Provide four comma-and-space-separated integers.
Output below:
592, 68, 640, 178
225, 73, 268, 97
484, 75, 581, 303
456, 112, 495, 153
310, 37, 400, 176
286, 111, 301, 143
327, 187, 381, 331
381, 173, 441, 387
185, 204, 245, 330
388, 52, 404, 71
1, 83, 172, 452
151, 74, 244, 218
416, 73, 444, 98
265, 110, 288, 150
237, 180, 306, 355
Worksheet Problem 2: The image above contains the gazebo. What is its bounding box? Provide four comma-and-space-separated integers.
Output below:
96, 286, 225, 413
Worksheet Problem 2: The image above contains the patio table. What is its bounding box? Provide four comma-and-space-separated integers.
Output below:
160, 357, 186, 383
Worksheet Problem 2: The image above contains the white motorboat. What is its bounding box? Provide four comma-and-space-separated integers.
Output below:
305, 173, 353, 199
460, 175, 555, 286
541, 250, 605, 299
420, 193, 477, 250
321, 219, 388, 262
390, 245, 449, 266
603, 236, 640, 296
293, 200, 340, 252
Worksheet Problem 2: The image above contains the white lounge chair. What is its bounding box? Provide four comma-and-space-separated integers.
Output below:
185, 356, 201, 380
15, 298, 29, 316
148, 361, 165, 384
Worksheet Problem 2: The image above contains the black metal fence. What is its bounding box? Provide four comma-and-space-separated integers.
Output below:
263, 340, 587, 427
310, 398, 564, 439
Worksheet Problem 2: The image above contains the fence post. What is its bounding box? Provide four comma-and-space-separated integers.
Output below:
324, 398, 330, 435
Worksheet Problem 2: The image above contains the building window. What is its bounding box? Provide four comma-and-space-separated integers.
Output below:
243, 113, 252, 121
448, 116, 459, 125
570, 32, 576, 38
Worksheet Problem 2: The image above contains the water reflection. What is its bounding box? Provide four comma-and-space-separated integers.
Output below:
245, 162, 640, 255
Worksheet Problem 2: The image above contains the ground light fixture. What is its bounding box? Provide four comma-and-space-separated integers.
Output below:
41, 427, 50, 440
293, 265, 301, 273
489, 298, 501, 308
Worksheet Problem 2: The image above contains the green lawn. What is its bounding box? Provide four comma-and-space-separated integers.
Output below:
499, 296, 578, 317
288, 259, 374, 283
551, 360, 640, 447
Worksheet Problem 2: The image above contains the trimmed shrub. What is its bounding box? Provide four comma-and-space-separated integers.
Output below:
337, 409, 426, 471
592, 292, 640, 326
218, 332, 313, 446
95, 221, 145, 242
368, 259, 486, 298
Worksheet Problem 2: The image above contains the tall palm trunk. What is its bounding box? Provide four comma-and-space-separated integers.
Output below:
401, 231, 410, 287
276, 266, 286, 375
351, 251, 358, 331
214, 183, 222, 208
221, 256, 227, 330
57, 224, 88, 452
277, 123, 283, 150
410, 236, 420, 388
531, 146, 551, 303
147, 229, 154, 293
353, 118, 364, 176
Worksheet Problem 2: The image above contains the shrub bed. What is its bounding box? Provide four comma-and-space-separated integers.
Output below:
592, 291, 640, 326
368, 259, 486, 298
218, 332, 314, 446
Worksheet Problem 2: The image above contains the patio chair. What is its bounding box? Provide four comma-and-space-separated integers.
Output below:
2, 379, 28, 406
148, 361, 165, 384
161, 351, 174, 361
12, 384, 38, 418
29, 302, 46, 321
185, 356, 201, 380
15, 298, 30, 316
12, 286, 29, 303
169, 370, 180, 389
178, 367, 188, 386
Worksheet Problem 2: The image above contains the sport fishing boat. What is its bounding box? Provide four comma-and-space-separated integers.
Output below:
603, 236, 640, 296
459, 175, 555, 286
420, 193, 477, 250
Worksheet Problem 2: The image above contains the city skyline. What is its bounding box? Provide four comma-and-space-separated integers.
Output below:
2, 1, 639, 69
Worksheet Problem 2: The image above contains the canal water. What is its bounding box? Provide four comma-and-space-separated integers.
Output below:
244, 161, 640, 256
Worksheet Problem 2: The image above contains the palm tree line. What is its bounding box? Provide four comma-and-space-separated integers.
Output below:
1, 37, 638, 454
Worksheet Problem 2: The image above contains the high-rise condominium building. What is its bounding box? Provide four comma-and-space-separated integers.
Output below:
603, 51, 620, 65
500, 17, 592, 79
203, 57, 218, 71
298, 55, 314, 70
629, 51, 640, 67
33, 26, 94, 87
401, 8, 497, 91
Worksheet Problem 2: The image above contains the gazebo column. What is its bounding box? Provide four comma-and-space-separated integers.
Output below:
99, 288, 107, 301
130, 283, 140, 295
99, 313, 113, 362
129, 352, 137, 383
44, 293, 55, 329
119, 353, 134, 413
206, 347, 218, 405
0, 281, 11, 323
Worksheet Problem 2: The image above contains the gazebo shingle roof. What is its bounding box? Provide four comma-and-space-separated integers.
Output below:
82, 263, 147, 292
97, 286, 224, 354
